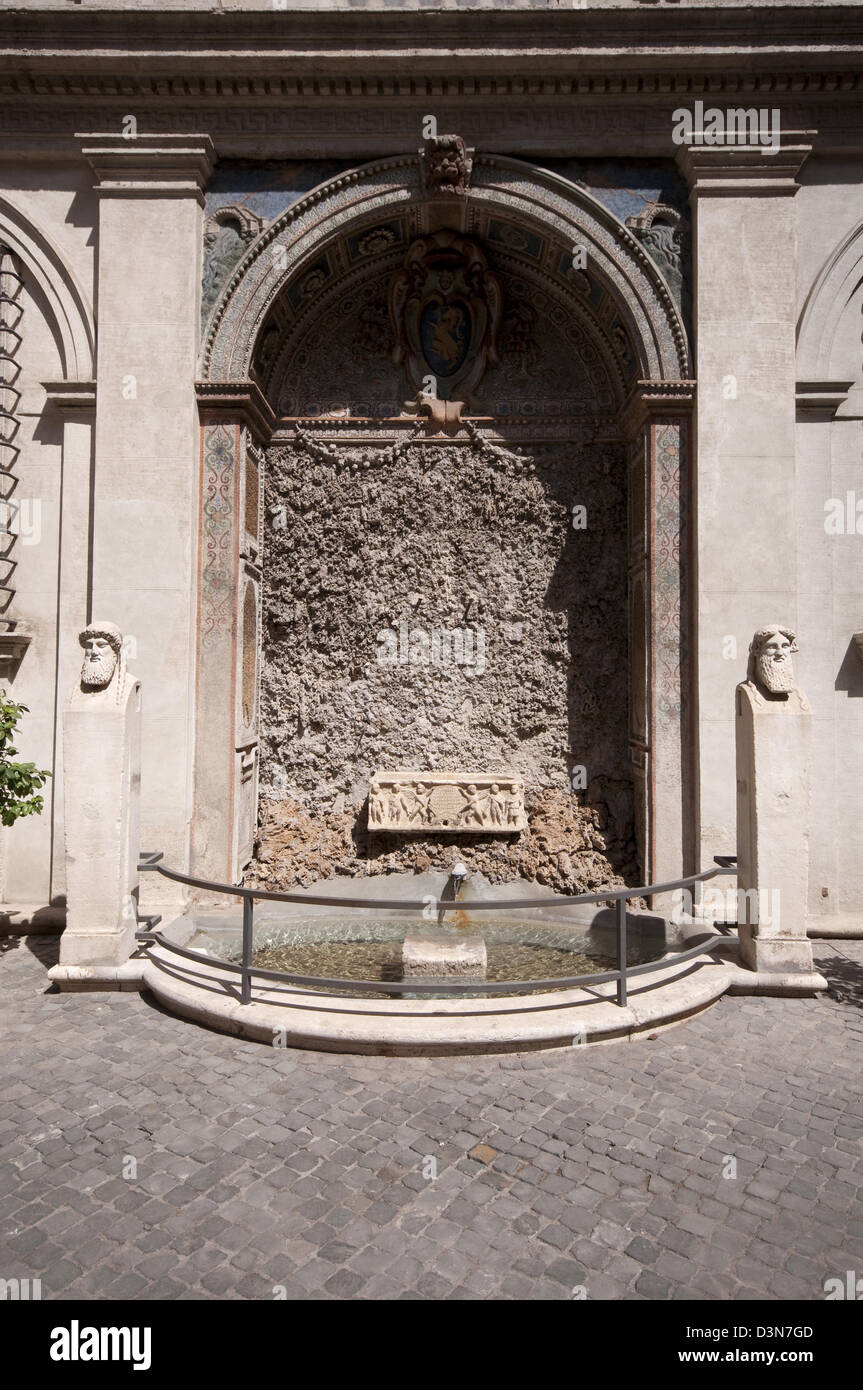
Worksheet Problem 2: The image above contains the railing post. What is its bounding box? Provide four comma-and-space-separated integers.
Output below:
241, 894, 254, 1005
616, 896, 628, 1007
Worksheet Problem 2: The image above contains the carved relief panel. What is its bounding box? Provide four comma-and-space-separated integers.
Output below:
370, 771, 526, 834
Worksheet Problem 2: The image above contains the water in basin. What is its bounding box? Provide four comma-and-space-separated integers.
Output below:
188, 902, 666, 998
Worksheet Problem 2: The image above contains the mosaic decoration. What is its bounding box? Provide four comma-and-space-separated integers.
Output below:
200, 423, 236, 651
652, 421, 685, 722
204, 153, 689, 386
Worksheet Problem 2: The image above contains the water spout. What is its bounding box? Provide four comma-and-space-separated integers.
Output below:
449, 861, 469, 901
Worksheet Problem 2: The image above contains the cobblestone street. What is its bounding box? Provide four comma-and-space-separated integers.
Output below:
2, 933, 862, 1302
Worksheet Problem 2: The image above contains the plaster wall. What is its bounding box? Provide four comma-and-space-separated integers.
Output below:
795, 157, 863, 923
0, 167, 96, 315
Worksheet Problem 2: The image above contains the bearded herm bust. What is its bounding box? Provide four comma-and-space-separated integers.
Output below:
72, 622, 128, 705
745, 625, 807, 704
57, 619, 142, 978
735, 623, 819, 980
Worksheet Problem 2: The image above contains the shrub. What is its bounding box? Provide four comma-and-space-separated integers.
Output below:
0, 691, 51, 827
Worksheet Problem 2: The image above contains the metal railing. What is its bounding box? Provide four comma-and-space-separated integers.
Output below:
137, 852, 737, 1009
134, 845, 733, 1011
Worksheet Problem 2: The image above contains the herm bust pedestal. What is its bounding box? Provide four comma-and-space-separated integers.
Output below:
50, 623, 143, 989
735, 625, 819, 981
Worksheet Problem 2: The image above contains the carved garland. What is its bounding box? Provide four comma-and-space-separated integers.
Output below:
278, 419, 568, 487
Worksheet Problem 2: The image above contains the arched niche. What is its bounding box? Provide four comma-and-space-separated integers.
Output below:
0, 200, 96, 909
193, 151, 694, 892
797, 218, 863, 388
0, 196, 94, 383
203, 154, 688, 390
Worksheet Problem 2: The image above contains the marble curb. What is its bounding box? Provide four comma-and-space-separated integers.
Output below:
45, 906, 187, 991
48, 958, 147, 992
723, 961, 828, 996
141, 944, 735, 1055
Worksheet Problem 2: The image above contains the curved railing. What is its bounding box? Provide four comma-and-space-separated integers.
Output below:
137, 853, 737, 1008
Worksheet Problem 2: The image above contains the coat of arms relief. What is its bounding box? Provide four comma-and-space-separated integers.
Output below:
388, 230, 503, 404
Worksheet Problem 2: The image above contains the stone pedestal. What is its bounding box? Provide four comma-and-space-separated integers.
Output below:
402, 931, 487, 980
735, 680, 815, 976
56, 679, 142, 973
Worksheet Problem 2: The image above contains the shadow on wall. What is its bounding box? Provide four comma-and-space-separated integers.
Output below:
834, 638, 863, 697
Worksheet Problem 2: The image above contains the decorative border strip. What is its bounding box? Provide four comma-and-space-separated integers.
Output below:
1, 72, 862, 102
199, 422, 237, 651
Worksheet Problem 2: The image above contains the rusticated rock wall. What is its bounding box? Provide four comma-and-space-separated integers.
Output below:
254, 427, 636, 894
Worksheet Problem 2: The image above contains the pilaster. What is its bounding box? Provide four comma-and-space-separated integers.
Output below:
82, 132, 213, 903
678, 138, 812, 881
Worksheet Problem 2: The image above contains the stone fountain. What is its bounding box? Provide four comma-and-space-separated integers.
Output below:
402, 860, 488, 981
371, 769, 526, 984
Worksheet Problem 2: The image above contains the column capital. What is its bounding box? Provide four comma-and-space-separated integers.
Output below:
77, 133, 214, 206
619, 379, 696, 440
676, 140, 813, 199
196, 381, 275, 447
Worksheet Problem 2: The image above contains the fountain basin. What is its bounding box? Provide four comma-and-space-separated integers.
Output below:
139, 870, 738, 1053
141, 936, 733, 1054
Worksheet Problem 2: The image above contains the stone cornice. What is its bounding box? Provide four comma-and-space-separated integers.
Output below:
3, 70, 863, 102
2, 78, 862, 164
42, 380, 97, 412
795, 380, 855, 417
619, 380, 697, 439
0, 7, 862, 72
1, 11, 861, 158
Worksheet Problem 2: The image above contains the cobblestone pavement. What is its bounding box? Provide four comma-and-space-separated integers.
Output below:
1, 933, 862, 1301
